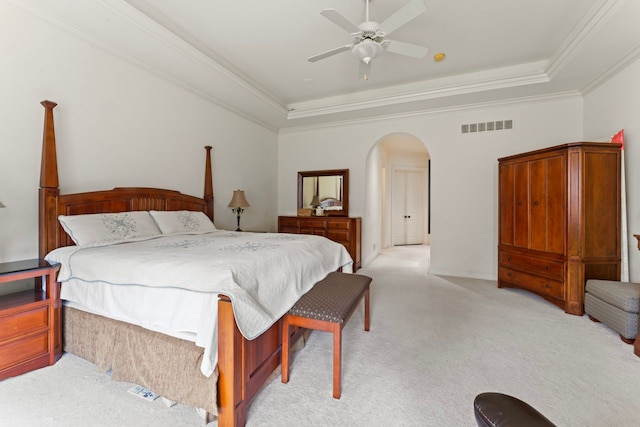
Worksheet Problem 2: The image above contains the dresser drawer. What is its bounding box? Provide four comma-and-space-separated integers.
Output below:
500, 252, 564, 280
327, 229, 350, 243
327, 220, 350, 230
299, 219, 326, 229
0, 331, 49, 371
279, 217, 299, 228
301, 228, 326, 236
499, 267, 565, 300
0, 305, 48, 342
279, 226, 298, 234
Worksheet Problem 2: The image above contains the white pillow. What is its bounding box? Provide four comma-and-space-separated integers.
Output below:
58, 211, 162, 246
149, 210, 216, 234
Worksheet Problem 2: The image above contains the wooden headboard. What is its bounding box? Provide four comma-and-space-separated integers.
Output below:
38, 100, 214, 259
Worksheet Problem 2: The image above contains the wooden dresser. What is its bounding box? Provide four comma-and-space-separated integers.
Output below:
498, 142, 621, 315
278, 216, 361, 271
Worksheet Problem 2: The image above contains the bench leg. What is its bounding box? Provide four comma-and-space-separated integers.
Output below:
364, 287, 370, 331
281, 315, 290, 384
333, 323, 342, 399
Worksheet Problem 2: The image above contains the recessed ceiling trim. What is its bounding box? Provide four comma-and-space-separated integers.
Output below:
582, 44, 640, 94
112, 0, 288, 117
280, 91, 582, 134
546, 0, 625, 80
287, 65, 550, 119
8, 0, 282, 132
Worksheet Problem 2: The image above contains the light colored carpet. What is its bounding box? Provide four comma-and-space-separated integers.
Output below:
2, 245, 640, 426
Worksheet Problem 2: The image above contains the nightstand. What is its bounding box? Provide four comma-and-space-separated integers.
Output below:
0, 259, 61, 380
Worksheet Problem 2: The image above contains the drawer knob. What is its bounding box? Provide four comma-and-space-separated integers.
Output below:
507, 256, 512, 262
545, 283, 551, 289
545, 265, 551, 270
507, 272, 513, 277
533, 201, 540, 206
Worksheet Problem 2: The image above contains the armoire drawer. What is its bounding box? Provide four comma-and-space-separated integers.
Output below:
499, 267, 565, 300
500, 252, 564, 280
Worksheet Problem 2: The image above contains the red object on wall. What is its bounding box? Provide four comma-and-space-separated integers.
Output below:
611, 129, 624, 149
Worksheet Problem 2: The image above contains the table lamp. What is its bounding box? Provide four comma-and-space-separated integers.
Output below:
228, 190, 250, 231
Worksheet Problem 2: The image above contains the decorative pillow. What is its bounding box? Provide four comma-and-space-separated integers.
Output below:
149, 210, 216, 234
58, 211, 162, 246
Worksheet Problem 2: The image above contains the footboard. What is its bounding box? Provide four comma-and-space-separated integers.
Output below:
217, 296, 304, 427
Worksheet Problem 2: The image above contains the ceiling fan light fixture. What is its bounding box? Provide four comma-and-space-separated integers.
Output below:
352, 39, 383, 64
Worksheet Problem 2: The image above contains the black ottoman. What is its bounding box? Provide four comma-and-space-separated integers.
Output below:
474, 393, 556, 427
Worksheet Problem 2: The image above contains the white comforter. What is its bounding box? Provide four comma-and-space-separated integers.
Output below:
46, 230, 353, 376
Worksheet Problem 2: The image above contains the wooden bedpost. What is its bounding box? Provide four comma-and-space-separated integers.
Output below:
217, 296, 246, 427
39, 100, 63, 362
204, 145, 214, 222
39, 100, 60, 261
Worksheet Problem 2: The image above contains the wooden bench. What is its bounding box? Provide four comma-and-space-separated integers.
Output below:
281, 271, 372, 399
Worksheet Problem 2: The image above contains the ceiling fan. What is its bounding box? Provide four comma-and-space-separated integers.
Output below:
308, 0, 429, 80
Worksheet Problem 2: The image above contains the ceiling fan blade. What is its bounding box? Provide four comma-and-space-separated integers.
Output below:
308, 45, 353, 62
385, 40, 429, 58
379, 0, 426, 36
320, 9, 360, 34
359, 60, 372, 81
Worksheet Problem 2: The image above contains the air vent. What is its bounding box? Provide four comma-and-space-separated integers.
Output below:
461, 120, 513, 134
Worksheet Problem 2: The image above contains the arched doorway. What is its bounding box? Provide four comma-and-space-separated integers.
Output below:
364, 133, 430, 265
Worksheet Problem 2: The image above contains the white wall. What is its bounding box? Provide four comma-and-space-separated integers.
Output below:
279, 96, 583, 279
584, 55, 640, 282
0, 3, 278, 263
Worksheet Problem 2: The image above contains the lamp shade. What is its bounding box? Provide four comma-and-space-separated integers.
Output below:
310, 195, 321, 207
0, 200, 5, 208
228, 190, 250, 208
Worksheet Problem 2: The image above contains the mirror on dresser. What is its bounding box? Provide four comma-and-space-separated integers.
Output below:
297, 169, 349, 216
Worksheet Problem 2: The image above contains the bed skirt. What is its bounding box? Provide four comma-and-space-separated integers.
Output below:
62, 306, 218, 417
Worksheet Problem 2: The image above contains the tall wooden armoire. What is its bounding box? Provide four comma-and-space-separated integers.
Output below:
498, 142, 621, 315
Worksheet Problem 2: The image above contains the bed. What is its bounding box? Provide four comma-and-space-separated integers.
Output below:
37, 100, 352, 426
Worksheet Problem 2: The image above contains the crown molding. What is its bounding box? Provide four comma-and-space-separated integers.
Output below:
7, 0, 284, 132
280, 91, 582, 134
582, 44, 640, 95
546, 0, 625, 80
287, 62, 550, 119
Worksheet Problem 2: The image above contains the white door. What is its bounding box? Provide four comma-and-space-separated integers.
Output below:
392, 169, 424, 245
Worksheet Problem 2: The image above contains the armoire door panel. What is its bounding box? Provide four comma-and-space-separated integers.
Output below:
499, 163, 515, 246
513, 162, 529, 248
583, 151, 620, 257
529, 159, 547, 252
546, 155, 566, 254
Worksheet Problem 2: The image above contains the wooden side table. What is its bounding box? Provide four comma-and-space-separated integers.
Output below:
0, 259, 61, 380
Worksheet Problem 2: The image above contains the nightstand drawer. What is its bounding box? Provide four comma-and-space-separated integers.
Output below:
0, 332, 49, 371
0, 305, 48, 341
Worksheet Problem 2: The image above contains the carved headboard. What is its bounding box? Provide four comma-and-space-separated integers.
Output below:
38, 101, 214, 259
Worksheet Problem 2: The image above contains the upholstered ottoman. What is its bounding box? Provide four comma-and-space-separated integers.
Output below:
585, 279, 640, 343
473, 393, 556, 427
